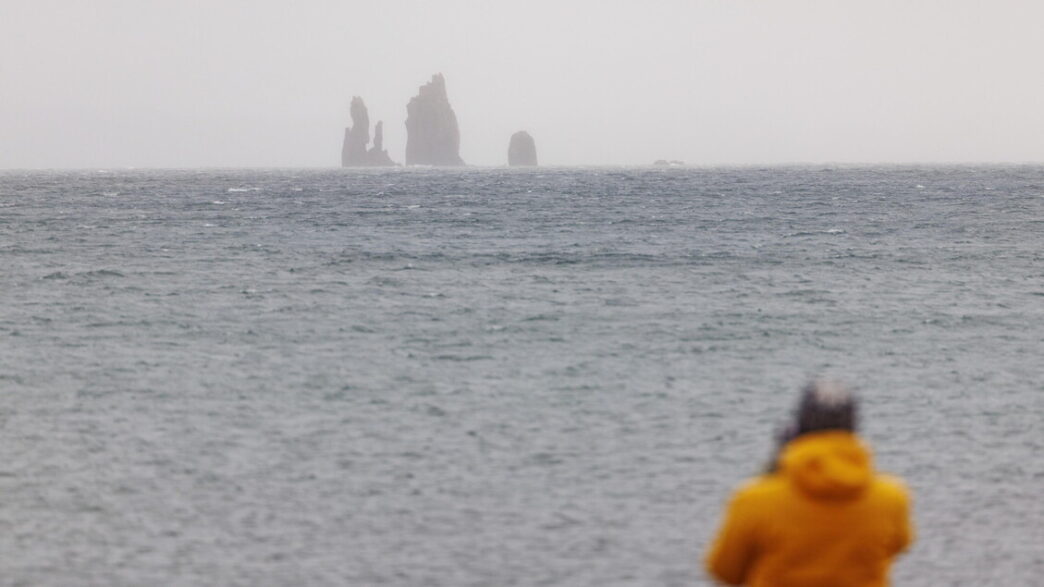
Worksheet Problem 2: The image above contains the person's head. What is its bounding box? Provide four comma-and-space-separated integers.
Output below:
763, 379, 860, 474
795, 378, 858, 436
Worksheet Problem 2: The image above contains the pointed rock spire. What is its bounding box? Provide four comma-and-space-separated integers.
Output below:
405, 74, 464, 166
341, 97, 396, 167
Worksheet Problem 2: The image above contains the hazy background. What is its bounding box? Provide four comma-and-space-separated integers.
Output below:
2, 0, 1043, 168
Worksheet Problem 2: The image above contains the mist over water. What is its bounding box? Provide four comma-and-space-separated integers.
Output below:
4, 1, 1044, 167
1, 167, 1042, 585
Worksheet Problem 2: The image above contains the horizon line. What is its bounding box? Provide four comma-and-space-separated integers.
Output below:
4, 160, 1044, 172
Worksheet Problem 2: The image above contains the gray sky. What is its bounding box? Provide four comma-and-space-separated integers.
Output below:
2, 0, 1042, 168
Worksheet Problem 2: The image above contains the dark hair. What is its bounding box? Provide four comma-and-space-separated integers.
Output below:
796, 379, 858, 435
764, 379, 859, 474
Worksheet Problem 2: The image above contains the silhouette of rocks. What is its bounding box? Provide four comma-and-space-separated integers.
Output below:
341, 97, 396, 167
507, 131, 537, 166
341, 97, 369, 166
405, 74, 464, 166
365, 121, 394, 166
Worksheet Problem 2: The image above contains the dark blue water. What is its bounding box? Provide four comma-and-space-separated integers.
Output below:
1, 166, 1042, 585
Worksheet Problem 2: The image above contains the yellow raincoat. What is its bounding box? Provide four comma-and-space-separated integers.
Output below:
706, 431, 913, 586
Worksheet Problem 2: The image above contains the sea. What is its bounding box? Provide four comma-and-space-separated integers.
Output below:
1, 166, 1041, 586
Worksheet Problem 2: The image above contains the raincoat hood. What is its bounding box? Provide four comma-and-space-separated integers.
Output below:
706, 430, 913, 586
780, 431, 873, 499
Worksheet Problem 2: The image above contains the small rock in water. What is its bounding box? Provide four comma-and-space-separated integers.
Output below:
508, 131, 537, 166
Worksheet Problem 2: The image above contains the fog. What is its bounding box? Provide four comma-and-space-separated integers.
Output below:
2, 0, 1042, 168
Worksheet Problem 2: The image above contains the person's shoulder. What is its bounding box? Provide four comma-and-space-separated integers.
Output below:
870, 473, 912, 504
731, 473, 788, 504
724, 475, 790, 519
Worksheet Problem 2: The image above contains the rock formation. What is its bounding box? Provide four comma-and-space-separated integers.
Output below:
367, 121, 395, 166
507, 131, 537, 166
405, 74, 464, 166
341, 97, 396, 167
341, 97, 369, 166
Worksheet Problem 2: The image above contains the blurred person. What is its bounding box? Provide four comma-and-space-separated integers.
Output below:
705, 380, 913, 586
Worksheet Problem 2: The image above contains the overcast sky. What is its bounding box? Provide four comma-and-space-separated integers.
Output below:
2, 0, 1042, 168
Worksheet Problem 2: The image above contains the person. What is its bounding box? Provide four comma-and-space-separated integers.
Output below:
705, 379, 914, 586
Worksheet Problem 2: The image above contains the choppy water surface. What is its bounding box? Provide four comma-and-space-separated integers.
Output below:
1, 166, 1042, 586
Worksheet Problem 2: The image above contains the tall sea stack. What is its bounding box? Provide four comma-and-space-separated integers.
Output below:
405, 74, 464, 166
341, 97, 396, 167
341, 97, 369, 166
507, 131, 537, 166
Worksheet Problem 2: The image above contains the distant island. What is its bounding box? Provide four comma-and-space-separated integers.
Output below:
341, 97, 396, 167
341, 74, 536, 167
405, 74, 464, 166
508, 131, 537, 166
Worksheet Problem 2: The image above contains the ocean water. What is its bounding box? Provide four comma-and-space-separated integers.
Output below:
0, 166, 1041, 586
